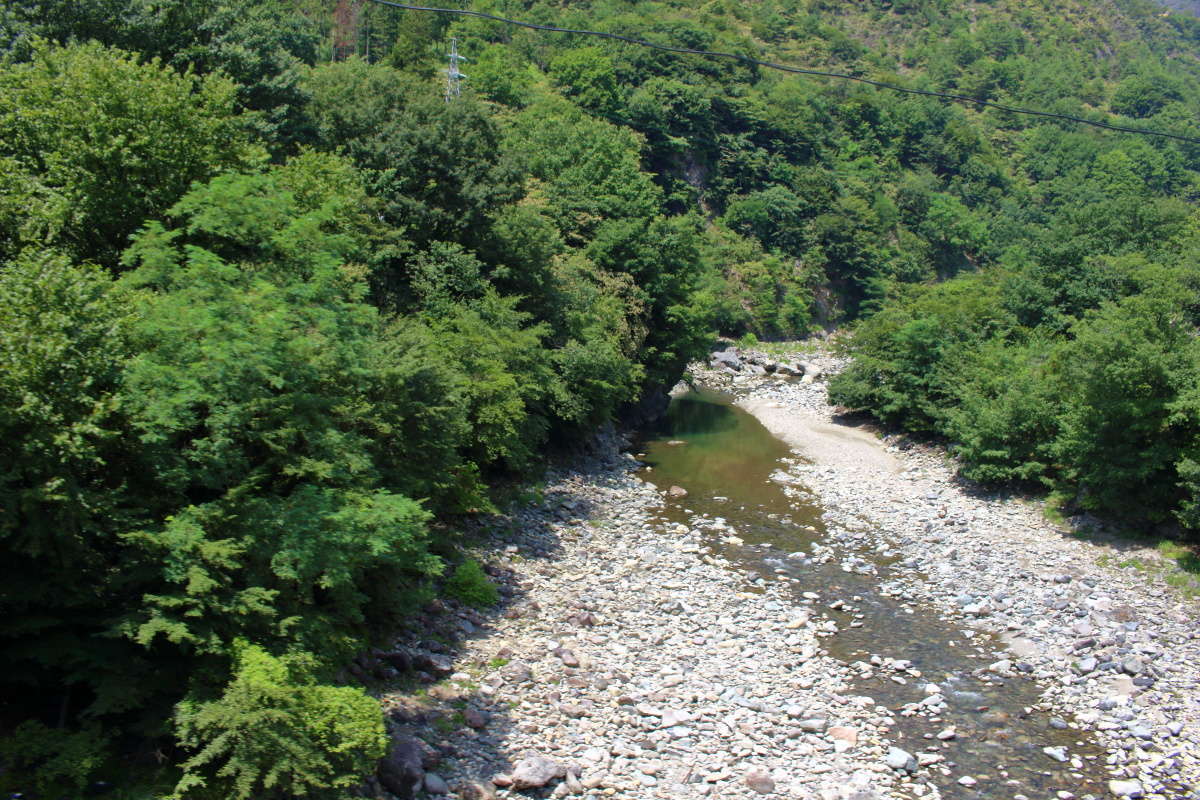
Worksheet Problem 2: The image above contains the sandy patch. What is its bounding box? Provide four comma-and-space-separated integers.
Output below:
738, 396, 901, 475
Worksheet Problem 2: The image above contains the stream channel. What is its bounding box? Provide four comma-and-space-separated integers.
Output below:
636, 389, 1113, 799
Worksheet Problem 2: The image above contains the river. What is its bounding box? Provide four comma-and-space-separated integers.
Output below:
636, 389, 1113, 799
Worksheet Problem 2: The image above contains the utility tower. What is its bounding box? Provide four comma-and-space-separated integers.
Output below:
445, 37, 467, 101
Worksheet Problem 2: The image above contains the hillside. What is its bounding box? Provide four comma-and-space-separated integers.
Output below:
2, 0, 1200, 796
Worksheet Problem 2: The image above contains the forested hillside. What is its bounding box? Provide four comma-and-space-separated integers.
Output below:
3, 0, 1200, 796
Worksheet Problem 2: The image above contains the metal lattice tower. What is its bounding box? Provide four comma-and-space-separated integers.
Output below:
445, 37, 467, 101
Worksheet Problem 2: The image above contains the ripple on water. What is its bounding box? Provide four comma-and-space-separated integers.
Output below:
637, 390, 1112, 800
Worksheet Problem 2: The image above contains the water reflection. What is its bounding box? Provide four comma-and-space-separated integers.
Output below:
638, 390, 1110, 799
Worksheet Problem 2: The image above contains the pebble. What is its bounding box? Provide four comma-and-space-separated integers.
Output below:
743, 767, 776, 795
1108, 778, 1144, 798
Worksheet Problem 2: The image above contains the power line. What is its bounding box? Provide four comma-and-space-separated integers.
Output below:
363, 0, 1200, 145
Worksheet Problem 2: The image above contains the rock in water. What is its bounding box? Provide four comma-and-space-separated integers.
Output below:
424, 773, 450, 795
744, 767, 776, 794
1043, 746, 1069, 763
509, 754, 565, 790
668, 485, 688, 498
378, 737, 424, 799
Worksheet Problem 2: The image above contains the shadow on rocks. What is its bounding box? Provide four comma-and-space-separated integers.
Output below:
355, 427, 637, 800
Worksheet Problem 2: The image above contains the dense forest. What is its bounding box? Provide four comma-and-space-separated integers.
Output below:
3, 0, 1200, 796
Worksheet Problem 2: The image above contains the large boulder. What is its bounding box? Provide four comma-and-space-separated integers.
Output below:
711, 348, 742, 371
509, 753, 566, 790
379, 736, 424, 799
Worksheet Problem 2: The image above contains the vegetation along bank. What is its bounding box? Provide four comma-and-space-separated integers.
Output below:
4, 0, 1200, 796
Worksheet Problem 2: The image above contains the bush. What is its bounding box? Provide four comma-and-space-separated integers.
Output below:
444, 559, 499, 609
0, 721, 110, 797
173, 643, 386, 800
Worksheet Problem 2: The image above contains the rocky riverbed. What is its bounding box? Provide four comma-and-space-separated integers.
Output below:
694, 345, 1200, 800
370, 429, 913, 800
367, 345, 1200, 800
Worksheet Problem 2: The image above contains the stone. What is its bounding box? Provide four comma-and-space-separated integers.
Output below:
500, 660, 533, 683
424, 773, 450, 795
660, 708, 692, 727
510, 754, 565, 790
1120, 658, 1144, 676
560, 703, 588, 719
668, 485, 688, 498
712, 350, 742, 370
797, 718, 827, 733
744, 767, 776, 795
884, 747, 917, 773
456, 781, 496, 800
378, 737, 424, 799
414, 652, 454, 675
1043, 746, 1069, 763
558, 648, 580, 668
1108, 779, 1144, 798
958, 776, 978, 787
463, 708, 487, 729
963, 600, 992, 616
936, 726, 957, 740
828, 726, 858, 746
1074, 657, 1098, 675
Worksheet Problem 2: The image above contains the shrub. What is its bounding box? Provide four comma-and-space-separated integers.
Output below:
173, 643, 386, 800
444, 559, 499, 609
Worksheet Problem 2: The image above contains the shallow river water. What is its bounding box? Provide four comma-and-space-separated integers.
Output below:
637, 389, 1113, 799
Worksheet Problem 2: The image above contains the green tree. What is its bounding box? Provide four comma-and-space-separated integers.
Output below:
0, 41, 260, 266
1053, 274, 1200, 520
173, 643, 386, 800
549, 46, 622, 116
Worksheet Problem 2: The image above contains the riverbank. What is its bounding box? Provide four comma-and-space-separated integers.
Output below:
694, 346, 1200, 799
373, 428, 913, 800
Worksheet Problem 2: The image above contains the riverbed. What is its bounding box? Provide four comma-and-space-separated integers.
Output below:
378, 352, 1198, 800
638, 389, 1113, 799
690, 349, 1200, 799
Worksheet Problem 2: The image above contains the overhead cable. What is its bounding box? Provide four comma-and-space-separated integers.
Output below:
363, 0, 1200, 145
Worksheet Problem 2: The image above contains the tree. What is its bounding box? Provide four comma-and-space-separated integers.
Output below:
550, 46, 622, 116
0, 41, 260, 266
173, 644, 386, 800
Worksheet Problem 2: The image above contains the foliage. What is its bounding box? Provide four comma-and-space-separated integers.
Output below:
9, 0, 1200, 793
443, 558, 500, 608
0, 721, 110, 797
0, 41, 260, 266
173, 643, 385, 800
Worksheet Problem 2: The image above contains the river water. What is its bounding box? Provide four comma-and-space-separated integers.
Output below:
636, 389, 1112, 799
